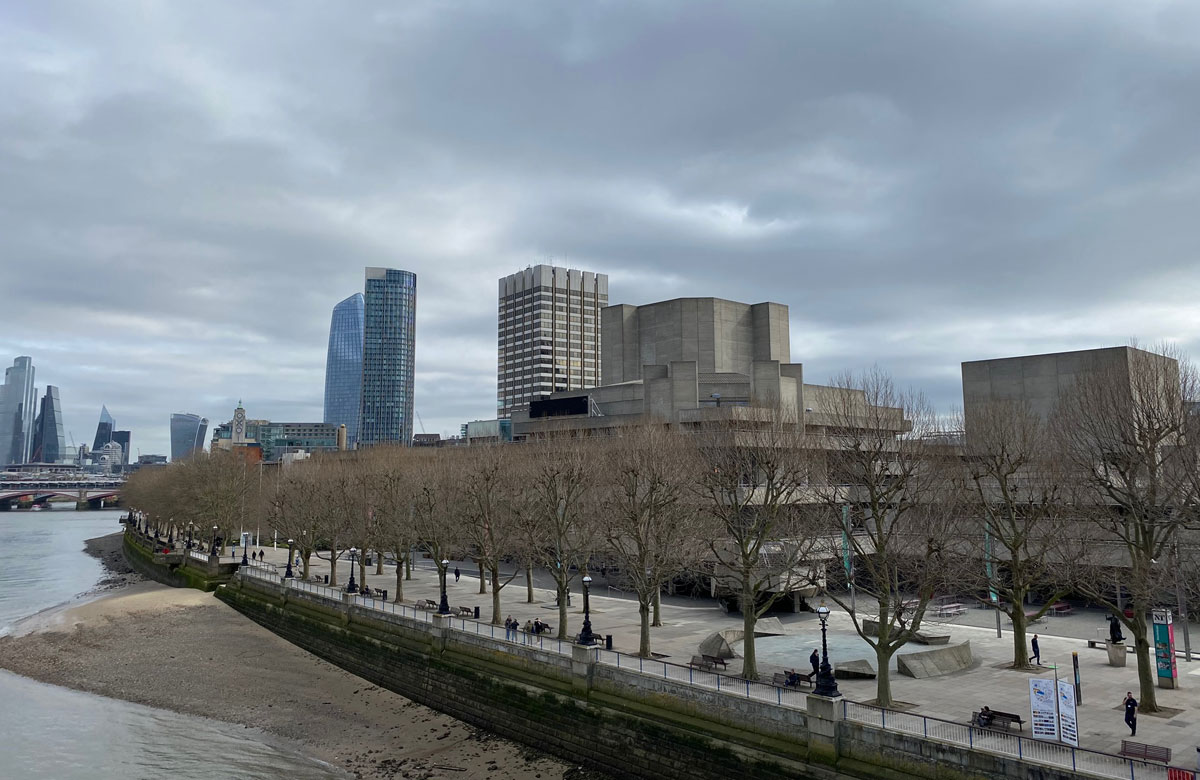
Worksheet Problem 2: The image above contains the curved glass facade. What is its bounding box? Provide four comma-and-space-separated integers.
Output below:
323, 293, 364, 448
93, 405, 115, 451
29, 386, 64, 463
170, 413, 208, 461
359, 268, 416, 446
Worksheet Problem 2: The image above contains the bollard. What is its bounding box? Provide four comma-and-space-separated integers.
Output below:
474, 606, 480, 619
324, 574, 329, 584
605, 634, 613, 650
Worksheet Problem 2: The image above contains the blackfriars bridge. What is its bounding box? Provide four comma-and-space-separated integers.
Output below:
0, 478, 124, 509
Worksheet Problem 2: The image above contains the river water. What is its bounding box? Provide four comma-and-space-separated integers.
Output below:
0, 505, 348, 779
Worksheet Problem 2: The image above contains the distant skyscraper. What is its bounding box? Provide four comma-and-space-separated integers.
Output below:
323, 292, 365, 448
29, 386, 65, 463
497, 265, 608, 419
0, 356, 36, 465
111, 430, 131, 466
358, 267, 416, 446
93, 405, 115, 450
170, 413, 209, 461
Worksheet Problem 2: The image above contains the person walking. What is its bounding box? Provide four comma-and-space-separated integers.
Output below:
454, 566, 461, 583
1028, 634, 1041, 665
1123, 691, 1138, 736
810, 648, 820, 677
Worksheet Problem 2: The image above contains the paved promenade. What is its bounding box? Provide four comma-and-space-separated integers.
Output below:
241, 543, 1200, 766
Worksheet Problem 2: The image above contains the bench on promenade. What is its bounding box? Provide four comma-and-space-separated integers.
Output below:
702, 654, 728, 669
933, 603, 967, 618
971, 709, 1024, 730
771, 671, 813, 689
689, 655, 715, 671
454, 605, 473, 617
415, 599, 438, 610
1119, 740, 1171, 764
1048, 601, 1074, 616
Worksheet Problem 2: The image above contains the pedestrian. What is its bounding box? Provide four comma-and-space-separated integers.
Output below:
504, 615, 514, 640
1123, 691, 1138, 736
1028, 634, 1041, 665
454, 566, 461, 583
810, 648, 820, 676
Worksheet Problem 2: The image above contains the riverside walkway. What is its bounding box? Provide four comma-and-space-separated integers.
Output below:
238, 544, 1200, 776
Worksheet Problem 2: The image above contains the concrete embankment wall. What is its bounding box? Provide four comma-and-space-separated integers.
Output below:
122, 530, 232, 591
216, 577, 1090, 780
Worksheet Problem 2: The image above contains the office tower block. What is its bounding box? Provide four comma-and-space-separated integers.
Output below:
358, 267, 416, 446
111, 430, 131, 465
0, 356, 36, 465
170, 412, 209, 461
29, 386, 65, 463
93, 405, 115, 450
497, 265, 607, 419
323, 292, 365, 448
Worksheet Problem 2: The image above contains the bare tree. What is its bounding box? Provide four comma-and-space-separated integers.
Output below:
458, 445, 523, 624
816, 368, 959, 707
694, 408, 819, 681
1053, 343, 1200, 712
410, 449, 464, 605
600, 425, 704, 657
368, 446, 420, 603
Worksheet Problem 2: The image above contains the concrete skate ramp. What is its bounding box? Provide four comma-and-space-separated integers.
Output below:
897, 640, 974, 679
708, 618, 790, 657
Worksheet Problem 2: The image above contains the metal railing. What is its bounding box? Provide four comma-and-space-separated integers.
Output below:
594, 648, 810, 709
187, 549, 210, 564
242, 565, 280, 584
843, 700, 1194, 780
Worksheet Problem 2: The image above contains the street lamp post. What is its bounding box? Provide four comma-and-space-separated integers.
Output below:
241, 531, 250, 566
814, 605, 841, 698
186, 523, 193, 550
211, 526, 219, 556
347, 547, 358, 594
438, 559, 451, 614
578, 575, 596, 646
284, 539, 295, 579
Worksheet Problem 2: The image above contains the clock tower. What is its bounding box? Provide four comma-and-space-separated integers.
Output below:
232, 401, 247, 445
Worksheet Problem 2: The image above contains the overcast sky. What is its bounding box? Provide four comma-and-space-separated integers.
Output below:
4, 1, 1200, 457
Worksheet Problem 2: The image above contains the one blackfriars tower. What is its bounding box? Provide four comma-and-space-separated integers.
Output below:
358, 268, 416, 447
323, 292, 364, 448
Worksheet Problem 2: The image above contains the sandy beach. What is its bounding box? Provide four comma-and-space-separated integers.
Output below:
0, 533, 590, 780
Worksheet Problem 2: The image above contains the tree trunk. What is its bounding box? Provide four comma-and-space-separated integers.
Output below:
1010, 609, 1031, 670
557, 582, 569, 641
639, 598, 652, 657
405, 554, 412, 580
329, 556, 338, 587
526, 565, 534, 602
478, 560, 487, 594
394, 564, 404, 602
1132, 613, 1159, 712
375, 553, 383, 575
491, 568, 502, 624
875, 643, 895, 708
359, 559, 366, 586
652, 587, 662, 627
741, 594, 758, 679
302, 552, 310, 580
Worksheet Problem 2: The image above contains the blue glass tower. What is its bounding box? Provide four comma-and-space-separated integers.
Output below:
29, 386, 65, 463
323, 293, 364, 448
93, 405, 115, 451
170, 413, 208, 461
358, 268, 416, 446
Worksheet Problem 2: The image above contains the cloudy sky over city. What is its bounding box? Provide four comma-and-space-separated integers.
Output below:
4, 1, 1200, 455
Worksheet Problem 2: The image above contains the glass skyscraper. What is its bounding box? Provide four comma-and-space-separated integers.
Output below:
170, 412, 209, 461
358, 267, 416, 446
0, 356, 36, 465
323, 292, 364, 448
93, 405, 115, 450
29, 385, 65, 463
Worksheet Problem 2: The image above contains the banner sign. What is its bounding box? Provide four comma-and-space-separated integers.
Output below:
1153, 610, 1178, 680
1029, 679, 1059, 741
1057, 679, 1078, 747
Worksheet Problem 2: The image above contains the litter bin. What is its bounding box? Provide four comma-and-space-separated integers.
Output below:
474, 606, 480, 619
605, 634, 613, 650
323, 574, 329, 584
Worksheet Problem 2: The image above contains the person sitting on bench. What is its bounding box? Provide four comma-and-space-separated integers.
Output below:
976, 707, 994, 728
785, 669, 801, 687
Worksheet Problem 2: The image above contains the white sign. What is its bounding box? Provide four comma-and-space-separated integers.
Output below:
1057, 679, 1078, 747
1029, 679, 1059, 741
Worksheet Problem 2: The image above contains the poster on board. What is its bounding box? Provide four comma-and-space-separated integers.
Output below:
1057, 679, 1078, 747
1029, 679, 1059, 741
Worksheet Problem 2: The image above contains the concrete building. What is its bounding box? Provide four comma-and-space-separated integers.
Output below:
961, 346, 1181, 437
463, 418, 513, 445
0, 356, 37, 466
211, 402, 341, 462
497, 265, 608, 419
359, 267, 416, 447
513, 296, 908, 440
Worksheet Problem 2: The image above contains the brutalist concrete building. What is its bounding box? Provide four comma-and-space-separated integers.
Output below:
512, 296, 906, 438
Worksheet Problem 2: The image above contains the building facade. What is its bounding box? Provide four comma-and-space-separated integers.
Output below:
170, 413, 209, 461
497, 265, 608, 420
323, 292, 364, 448
211, 402, 341, 462
359, 267, 416, 446
29, 386, 65, 463
111, 430, 131, 466
0, 356, 36, 465
92, 405, 115, 451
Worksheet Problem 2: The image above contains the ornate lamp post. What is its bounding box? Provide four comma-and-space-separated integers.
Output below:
814, 605, 841, 698
186, 522, 194, 550
211, 525, 219, 556
241, 532, 250, 566
347, 547, 358, 594
284, 538, 295, 579
578, 575, 596, 646
438, 558, 451, 614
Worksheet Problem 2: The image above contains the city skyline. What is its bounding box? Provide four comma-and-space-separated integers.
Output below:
5, 3, 1200, 456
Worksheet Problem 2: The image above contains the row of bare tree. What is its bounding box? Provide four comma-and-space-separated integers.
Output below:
126, 357, 1200, 710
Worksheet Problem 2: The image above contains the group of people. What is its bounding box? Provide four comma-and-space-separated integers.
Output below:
502, 616, 551, 640
782, 649, 823, 687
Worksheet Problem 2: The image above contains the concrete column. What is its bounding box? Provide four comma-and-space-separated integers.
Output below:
571, 643, 598, 696
805, 694, 842, 765
1107, 642, 1127, 667
431, 614, 452, 654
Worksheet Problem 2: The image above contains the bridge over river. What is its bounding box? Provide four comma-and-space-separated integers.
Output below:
0, 479, 124, 509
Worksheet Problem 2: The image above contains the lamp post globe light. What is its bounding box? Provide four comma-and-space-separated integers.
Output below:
284, 539, 295, 579
347, 547, 358, 594
814, 605, 841, 698
578, 575, 596, 646
438, 559, 451, 614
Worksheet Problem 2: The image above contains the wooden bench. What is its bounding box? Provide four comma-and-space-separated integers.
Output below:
933, 603, 967, 618
690, 655, 715, 671
771, 672, 813, 689
702, 654, 728, 669
971, 710, 1025, 730
455, 605, 473, 617
1048, 602, 1074, 616
1118, 740, 1171, 764
415, 599, 438, 610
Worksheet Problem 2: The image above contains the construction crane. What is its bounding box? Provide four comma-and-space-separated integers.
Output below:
415, 411, 427, 435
